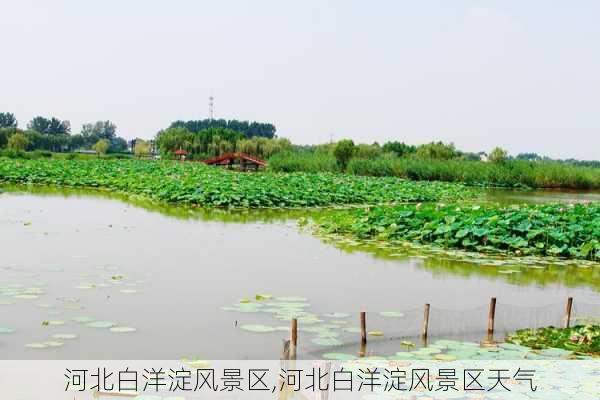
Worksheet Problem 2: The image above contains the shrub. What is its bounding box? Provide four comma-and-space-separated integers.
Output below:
333, 139, 356, 171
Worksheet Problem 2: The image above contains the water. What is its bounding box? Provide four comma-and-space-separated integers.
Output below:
1, 185, 599, 359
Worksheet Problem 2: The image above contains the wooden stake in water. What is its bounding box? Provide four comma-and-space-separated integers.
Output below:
290, 318, 298, 359
487, 297, 497, 339
564, 297, 573, 328
360, 312, 367, 345
422, 303, 430, 339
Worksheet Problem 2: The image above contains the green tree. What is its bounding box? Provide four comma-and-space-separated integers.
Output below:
333, 139, 356, 171
92, 139, 110, 157
0, 127, 18, 148
0, 112, 17, 128
355, 143, 382, 159
382, 141, 416, 157
488, 147, 508, 163
416, 141, 456, 160
133, 139, 151, 158
155, 127, 194, 155
7, 132, 29, 151
81, 120, 117, 141
27, 116, 70, 135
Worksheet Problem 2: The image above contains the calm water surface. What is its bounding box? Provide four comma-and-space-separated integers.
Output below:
1, 185, 599, 359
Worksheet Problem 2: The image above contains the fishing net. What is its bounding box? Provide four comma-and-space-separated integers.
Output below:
572, 300, 600, 325
299, 298, 600, 357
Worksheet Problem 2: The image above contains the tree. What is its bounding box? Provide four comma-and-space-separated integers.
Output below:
92, 139, 110, 157
109, 137, 128, 153
133, 139, 151, 158
415, 141, 456, 160
0, 112, 17, 129
488, 147, 508, 163
333, 139, 356, 171
355, 143, 382, 159
382, 141, 416, 157
7, 132, 29, 151
81, 120, 117, 141
169, 119, 276, 138
155, 127, 194, 155
27, 116, 70, 135
0, 127, 18, 148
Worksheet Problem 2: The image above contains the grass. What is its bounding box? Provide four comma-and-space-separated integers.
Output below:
309, 202, 600, 261
268, 151, 338, 173
0, 158, 475, 208
348, 158, 600, 189
270, 152, 600, 189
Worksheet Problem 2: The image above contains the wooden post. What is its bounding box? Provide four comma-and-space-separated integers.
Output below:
487, 297, 497, 338
290, 318, 298, 359
360, 312, 367, 345
421, 303, 430, 339
564, 297, 573, 328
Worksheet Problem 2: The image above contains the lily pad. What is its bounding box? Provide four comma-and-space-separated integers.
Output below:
367, 331, 384, 337
72, 316, 96, 323
52, 333, 78, 340
323, 312, 351, 319
25, 342, 48, 349
240, 324, 277, 333
311, 337, 343, 346
110, 327, 137, 333
86, 321, 116, 329
322, 352, 356, 361
379, 311, 404, 318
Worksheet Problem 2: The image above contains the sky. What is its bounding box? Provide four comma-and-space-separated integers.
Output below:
1, 0, 599, 160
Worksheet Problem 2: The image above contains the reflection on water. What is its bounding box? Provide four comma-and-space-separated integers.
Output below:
485, 188, 600, 205
0, 184, 599, 359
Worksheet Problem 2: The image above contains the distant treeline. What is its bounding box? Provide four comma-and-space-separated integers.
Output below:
169, 119, 276, 139
154, 119, 281, 160
0, 112, 128, 154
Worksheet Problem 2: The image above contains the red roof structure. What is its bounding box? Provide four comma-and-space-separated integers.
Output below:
174, 148, 188, 156
202, 152, 267, 170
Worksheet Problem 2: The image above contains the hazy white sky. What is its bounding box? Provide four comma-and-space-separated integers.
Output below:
1, 0, 599, 159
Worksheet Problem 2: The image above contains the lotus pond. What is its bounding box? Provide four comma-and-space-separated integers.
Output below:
1, 184, 599, 360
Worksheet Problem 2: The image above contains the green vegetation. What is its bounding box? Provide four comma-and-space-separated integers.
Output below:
268, 152, 338, 173
310, 203, 600, 261
133, 139, 151, 158
169, 118, 276, 138
507, 325, 600, 356
155, 126, 290, 160
0, 113, 129, 154
346, 158, 600, 189
7, 132, 29, 151
269, 140, 600, 190
92, 139, 110, 156
333, 139, 356, 171
0, 158, 474, 208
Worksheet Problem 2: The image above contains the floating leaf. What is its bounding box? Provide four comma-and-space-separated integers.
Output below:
110, 327, 137, 333
367, 331, 384, 337
379, 311, 404, 318
311, 337, 343, 346
52, 333, 78, 340
240, 324, 277, 333
72, 316, 95, 323
322, 353, 356, 361
86, 321, 116, 329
